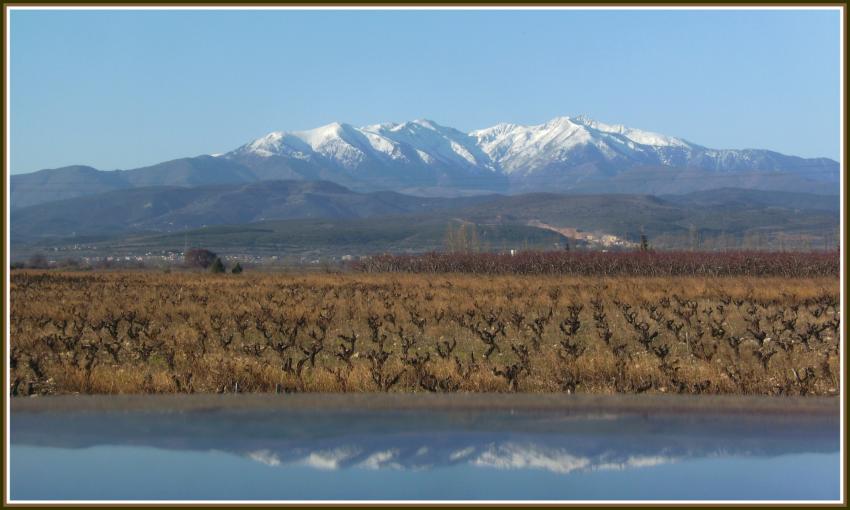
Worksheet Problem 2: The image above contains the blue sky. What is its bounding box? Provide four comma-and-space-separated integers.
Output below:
9, 8, 841, 174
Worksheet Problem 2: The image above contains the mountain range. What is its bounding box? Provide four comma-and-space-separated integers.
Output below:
11, 115, 840, 209
11, 180, 494, 241
11, 179, 838, 259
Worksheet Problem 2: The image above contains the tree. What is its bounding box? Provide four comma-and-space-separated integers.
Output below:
210, 257, 226, 274
445, 222, 468, 253
468, 225, 481, 253
231, 262, 243, 274
185, 248, 217, 269
444, 222, 483, 253
640, 235, 650, 252
689, 224, 699, 251
444, 222, 458, 252
456, 223, 469, 253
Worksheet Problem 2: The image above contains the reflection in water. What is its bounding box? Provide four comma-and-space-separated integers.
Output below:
471, 446, 675, 474
10, 404, 840, 501
236, 441, 682, 475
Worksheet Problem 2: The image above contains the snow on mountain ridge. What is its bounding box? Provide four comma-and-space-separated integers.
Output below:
471, 116, 604, 174
237, 115, 700, 168
226, 115, 833, 180
572, 116, 692, 148
363, 119, 493, 169
292, 122, 369, 169
244, 131, 314, 160
232, 118, 496, 171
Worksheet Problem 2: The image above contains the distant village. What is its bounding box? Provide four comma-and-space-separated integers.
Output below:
10, 245, 380, 270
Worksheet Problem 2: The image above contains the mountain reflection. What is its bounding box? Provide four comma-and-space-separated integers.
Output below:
243, 441, 680, 475
12, 407, 838, 477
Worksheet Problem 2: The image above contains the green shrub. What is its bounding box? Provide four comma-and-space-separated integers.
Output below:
210, 257, 226, 274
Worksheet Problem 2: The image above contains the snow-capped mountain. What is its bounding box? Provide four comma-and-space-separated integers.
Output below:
10, 115, 840, 209
230, 119, 494, 171
471, 116, 695, 175
231, 115, 695, 174
222, 115, 838, 195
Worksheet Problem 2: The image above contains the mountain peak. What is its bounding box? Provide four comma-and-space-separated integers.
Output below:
411, 118, 438, 129
542, 116, 580, 128
218, 115, 836, 191
245, 131, 287, 157
380, 118, 441, 133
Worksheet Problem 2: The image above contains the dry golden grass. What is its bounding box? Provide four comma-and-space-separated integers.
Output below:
9, 270, 840, 395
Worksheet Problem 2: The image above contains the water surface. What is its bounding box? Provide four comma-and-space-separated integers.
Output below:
9, 394, 840, 501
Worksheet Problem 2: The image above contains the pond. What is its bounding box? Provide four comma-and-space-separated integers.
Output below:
9, 394, 841, 502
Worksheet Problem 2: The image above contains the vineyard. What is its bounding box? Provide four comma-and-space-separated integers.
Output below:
352, 250, 840, 277
9, 271, 840, 396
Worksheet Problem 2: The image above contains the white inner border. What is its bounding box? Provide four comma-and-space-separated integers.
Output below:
3, 4, 846, 506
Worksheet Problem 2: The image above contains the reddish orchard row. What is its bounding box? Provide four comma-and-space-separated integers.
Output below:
351, 250, 840, 277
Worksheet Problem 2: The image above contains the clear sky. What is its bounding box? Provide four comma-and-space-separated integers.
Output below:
9, 8, 842, 174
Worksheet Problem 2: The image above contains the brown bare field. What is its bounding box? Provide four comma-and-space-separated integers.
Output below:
9, 270, 840, 396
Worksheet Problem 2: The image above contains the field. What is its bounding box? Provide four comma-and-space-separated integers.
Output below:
9, 263, 840, 396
